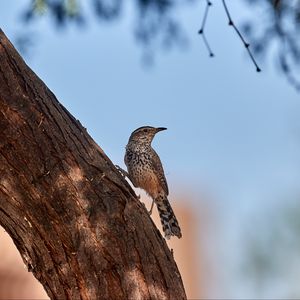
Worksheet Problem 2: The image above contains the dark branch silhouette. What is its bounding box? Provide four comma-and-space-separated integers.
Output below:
198, 0, 214, 57
222, 0, 261, 72
12, 0, 300, 90
197, 0, 261, 71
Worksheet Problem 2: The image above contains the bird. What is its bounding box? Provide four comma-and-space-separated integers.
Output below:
119, 126, 182, 239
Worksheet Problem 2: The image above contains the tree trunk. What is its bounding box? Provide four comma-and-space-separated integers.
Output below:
0, 29, 186, 300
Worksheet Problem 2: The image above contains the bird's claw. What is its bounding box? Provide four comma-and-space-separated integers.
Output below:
115, 165, 128, 178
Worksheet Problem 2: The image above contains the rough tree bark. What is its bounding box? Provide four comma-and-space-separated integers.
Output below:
0, 29, 186, 300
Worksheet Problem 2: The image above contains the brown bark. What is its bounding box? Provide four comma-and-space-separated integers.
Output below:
0, 29, 186, 300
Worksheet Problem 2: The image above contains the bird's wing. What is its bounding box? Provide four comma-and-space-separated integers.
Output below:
151, 150, 169, 195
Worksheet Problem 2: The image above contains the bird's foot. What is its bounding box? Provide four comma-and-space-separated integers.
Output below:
115, 165, 129, 178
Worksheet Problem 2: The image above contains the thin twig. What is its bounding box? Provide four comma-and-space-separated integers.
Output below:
222, 0, 261, 72
198, 0, 214, 57
201, 0, 211, 31
202, 33, 214, 57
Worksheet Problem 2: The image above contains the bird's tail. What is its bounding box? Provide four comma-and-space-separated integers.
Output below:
155, 195, 182, 239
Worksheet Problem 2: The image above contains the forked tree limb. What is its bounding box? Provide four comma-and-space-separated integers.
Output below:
0, 29, 186, 300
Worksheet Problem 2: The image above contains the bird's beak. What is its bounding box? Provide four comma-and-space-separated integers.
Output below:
156, 127, 167, 133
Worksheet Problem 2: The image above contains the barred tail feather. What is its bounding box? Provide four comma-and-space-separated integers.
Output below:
155, 196, 182, 239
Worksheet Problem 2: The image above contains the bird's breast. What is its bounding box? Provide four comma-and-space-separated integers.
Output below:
126, 152, 161, 199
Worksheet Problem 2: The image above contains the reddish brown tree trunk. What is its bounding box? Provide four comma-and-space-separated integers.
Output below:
0, 29, 186, 300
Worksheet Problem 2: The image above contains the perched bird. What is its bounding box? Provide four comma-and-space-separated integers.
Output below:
120, 126, 182, 239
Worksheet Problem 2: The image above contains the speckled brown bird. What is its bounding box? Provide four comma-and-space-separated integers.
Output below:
122, 126, 182, 239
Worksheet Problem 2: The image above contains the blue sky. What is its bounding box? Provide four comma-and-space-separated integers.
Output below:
1, 0, 300, 298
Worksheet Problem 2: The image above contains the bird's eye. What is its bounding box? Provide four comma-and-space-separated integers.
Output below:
143, 129, 148, 132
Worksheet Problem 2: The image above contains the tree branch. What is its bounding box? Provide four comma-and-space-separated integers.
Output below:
198, 0, 261, 72
198, 0, 214, 57
221, 0, 261, 72
0, 28, 186, 300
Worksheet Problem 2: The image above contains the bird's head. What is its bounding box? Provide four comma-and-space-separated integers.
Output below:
128, 126, 167, 145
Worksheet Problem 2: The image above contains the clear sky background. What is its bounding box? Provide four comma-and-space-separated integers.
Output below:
1, 0, 300, 298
